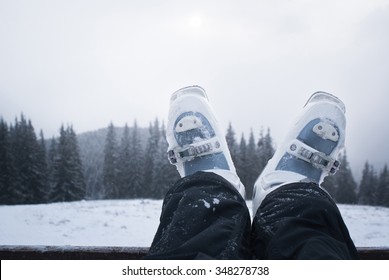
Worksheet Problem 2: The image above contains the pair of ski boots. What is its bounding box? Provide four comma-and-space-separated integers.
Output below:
166, 86, 346, 215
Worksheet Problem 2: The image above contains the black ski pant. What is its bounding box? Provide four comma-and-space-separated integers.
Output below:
146, 172, 358, 259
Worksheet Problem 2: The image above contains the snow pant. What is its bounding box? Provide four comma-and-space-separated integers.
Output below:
145, 172, 358, 260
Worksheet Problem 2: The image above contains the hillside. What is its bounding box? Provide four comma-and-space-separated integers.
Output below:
76, 126, 152, 199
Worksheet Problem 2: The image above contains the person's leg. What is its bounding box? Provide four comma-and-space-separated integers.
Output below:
146, 86, 250, 259
251, 91, 358, 259
146, 171, 251, 259
252, 182, 358, 259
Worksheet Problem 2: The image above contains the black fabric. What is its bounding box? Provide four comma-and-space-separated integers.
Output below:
251, 183, 359, 259
146, 172, 358, 260
145, 172, 252, 259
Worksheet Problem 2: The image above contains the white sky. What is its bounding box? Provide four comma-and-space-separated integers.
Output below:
1, 0, 389, 177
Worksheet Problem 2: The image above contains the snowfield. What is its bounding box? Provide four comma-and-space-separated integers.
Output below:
0, 200, 388, 248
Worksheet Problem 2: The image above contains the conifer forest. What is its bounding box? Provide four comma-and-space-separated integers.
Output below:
0, 115, 388, 207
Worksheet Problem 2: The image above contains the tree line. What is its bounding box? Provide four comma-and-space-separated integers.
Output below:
100, 119, 179, 199
0, 115, 388, 207
0, 115, 85, 204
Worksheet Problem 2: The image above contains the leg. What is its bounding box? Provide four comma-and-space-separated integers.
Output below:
146, 172, 251, 259
252, 182, 358, 259
252, 91, 358, 259
146, 86, 250, 259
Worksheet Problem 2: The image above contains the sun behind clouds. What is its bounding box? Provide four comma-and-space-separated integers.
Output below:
189, 15, 204, 29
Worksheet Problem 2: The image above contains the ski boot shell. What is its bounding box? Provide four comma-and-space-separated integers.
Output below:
166, 85, 245, 198
252, 91, 346, 215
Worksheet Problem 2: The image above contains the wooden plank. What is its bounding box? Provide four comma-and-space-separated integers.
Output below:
356, 247, 389, 260
0, 246, 388, 260
0, 246, 148, 260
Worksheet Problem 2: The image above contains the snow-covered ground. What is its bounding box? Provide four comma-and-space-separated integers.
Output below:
0, 200, 388, 247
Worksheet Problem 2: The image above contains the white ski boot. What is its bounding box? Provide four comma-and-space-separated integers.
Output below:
252, 91, 346, 215
166, 85, 245, 198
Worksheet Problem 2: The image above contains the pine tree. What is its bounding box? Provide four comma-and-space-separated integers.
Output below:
334, 153, 357, 204
358, 162, 377, 205
0, 119, 15, 204
236, 134, 248, 193
102, 123, 119, 199
150, 125, 167, 198
377, 164, 389, 207
52, 125, 86, 202
26, 120, 48, 204
245, 130, 261, 198
9, 115, 29, 203
151, 123, 179, 198
8, 115, 48, 204
67, 126, 86, 201
117, 123, 132, 198
129, 120, 145, 198
47, 137, 59, 202
33, 130, 49, 203
321, 175, 337, 199
225, 123, 239, 166
143, 119, 161, 197
370, 167, 379, 205
257, 128, 275, 172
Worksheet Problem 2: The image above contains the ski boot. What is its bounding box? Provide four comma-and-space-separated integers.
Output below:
166, 85, 245, 198
252, 91, 346, 215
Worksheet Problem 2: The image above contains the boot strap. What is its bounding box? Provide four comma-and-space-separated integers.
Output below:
288, 140, 340, 175
168, 137, 222, 164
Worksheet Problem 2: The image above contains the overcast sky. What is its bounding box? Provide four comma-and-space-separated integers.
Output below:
1, 0, 388, 177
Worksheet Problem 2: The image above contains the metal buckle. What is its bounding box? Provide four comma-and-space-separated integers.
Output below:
167, 138, 221, 165
289, 140, 340, 175
167, 150, 177, 164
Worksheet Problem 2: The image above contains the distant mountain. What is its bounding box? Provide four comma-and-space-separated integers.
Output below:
76, 126, 151, 199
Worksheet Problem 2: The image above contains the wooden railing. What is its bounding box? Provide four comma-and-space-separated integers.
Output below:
1, 246, 388, 260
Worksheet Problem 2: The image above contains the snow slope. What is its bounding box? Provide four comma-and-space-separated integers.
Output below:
0, 200, 388, 247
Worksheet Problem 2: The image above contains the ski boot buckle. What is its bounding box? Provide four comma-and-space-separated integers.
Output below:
289, 140, 341, 175
168, 138, 222, 165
